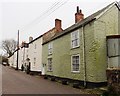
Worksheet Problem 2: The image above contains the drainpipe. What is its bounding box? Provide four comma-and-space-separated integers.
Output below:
82, 26, 87, 88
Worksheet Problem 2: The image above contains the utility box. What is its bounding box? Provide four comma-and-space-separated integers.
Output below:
107, 35, 120, 68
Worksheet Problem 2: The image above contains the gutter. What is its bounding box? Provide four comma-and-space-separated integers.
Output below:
82, 26, 87, 88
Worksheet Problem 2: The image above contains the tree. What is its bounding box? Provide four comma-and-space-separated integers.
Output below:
1, 39, 17, 56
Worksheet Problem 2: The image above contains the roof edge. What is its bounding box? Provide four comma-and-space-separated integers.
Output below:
96, 2, 116, 19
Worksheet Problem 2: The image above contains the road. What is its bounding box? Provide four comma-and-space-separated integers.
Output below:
2, 65, 83, 94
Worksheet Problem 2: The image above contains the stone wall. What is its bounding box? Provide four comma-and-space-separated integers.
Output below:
106, 68, 120, 94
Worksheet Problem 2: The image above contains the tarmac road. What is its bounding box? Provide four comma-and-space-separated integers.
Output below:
2, 65, 83, 94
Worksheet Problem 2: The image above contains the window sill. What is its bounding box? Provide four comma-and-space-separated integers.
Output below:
48, 54, 52, 56
71, 71, 80, 73
71, 46, 80, 50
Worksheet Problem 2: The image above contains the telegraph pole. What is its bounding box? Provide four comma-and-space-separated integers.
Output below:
16, 30, 19, 70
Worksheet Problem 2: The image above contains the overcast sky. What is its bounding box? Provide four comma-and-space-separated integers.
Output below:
0, 0, 119, 54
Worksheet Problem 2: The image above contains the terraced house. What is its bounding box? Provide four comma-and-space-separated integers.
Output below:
42, 2, 120, 88
28, 36, 43, 74
27, 19, 63, 75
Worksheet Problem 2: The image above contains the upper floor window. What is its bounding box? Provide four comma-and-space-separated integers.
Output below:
47, 58, 52, 71
48, 42, 53, 55
71, 54, 80, 72
71, 30, 79, 48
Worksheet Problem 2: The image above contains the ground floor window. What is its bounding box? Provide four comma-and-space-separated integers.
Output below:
71, 54, 80, 72
47, 58, 52, 71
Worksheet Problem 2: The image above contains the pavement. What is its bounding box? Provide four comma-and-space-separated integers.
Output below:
2, 65, 84, 94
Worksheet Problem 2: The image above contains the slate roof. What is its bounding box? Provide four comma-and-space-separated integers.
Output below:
43, 2, 119, 45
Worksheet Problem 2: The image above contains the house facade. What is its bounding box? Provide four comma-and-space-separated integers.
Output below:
28, 36, 43, 74
11, 50, 17, 68
18, 42, 29, 70
42, 2, 120, 87
8, 53, 14, 67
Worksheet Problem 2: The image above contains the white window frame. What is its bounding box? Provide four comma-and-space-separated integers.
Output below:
33, 57, 36, 67
48, 42, 53, 55
71, 30, 80, 48
71, 54, 80, 73
47, 58, 52, 71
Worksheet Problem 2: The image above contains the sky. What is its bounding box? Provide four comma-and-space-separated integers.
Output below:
0, 0, 119, 54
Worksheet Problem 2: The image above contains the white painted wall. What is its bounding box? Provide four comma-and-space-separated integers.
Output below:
18, 47, 29, 70
8, 55, 14, 67
28, 37, 42, 72
13, 52, 17, 68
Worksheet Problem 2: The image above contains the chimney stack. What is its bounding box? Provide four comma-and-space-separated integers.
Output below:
75, 6, 84, 23
55, 19, 62, 31
29, 37, 33, 42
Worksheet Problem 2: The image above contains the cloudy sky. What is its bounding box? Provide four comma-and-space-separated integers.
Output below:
0, 0, 119, 54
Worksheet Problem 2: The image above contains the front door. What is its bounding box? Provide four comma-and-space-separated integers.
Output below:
42, 64, 45, 75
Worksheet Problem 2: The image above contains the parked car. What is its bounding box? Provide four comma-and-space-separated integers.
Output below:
2, 62, 8, 66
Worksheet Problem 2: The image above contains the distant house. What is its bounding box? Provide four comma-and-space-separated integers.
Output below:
8, 49, 18, 69
42, 2, 120, 88
18, 42, 29, 70
8, 42, 29, 70
8, 53, 14, 67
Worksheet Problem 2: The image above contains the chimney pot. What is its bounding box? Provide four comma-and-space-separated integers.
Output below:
75, 7, 84, 23
79, 9, 82, 13
77, 6, 79, 12
29, 37, 33, 42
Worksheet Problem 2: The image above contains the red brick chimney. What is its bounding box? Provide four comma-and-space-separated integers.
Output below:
55, 19, 62, 32
75, 6, 84, 23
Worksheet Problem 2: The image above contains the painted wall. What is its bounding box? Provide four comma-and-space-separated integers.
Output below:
18, 48, 23, 69
42, 23, 95, 82
13, 52, 17, 68
18, 47, 28, 70
93, 5, 119, 82
28, 37, 42, 72
8, 55, 14, 67
42, 4, 119, 83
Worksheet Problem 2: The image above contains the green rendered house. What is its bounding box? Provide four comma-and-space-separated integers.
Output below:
42, 2, 120, 87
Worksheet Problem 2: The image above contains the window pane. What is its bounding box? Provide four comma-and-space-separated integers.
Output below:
48, 58, 52, 71
71, 30, 79, 48
48, 43, 53, 54
72, 55, 80, 72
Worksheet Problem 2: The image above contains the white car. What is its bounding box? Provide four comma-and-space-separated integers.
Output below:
2, 62, 7, 66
